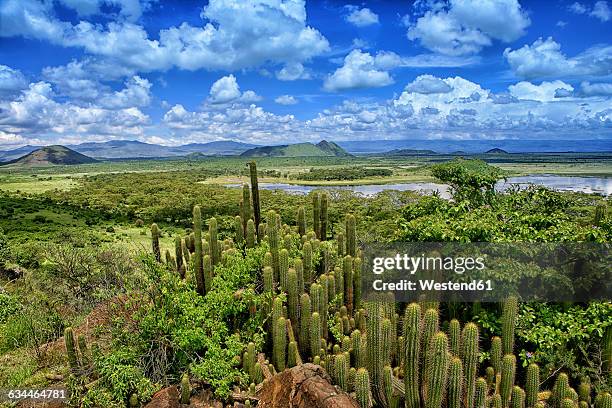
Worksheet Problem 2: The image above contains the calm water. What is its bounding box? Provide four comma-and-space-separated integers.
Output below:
226, 175, 611, 197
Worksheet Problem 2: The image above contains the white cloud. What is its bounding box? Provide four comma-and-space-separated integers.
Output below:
208, 75, 261, 105
0, 65, 28, 95
99, 76, 152, 109
504, 37, 612, 79
57, 0, 151, 22
275, 63, 311, 81
0, 0, 330, 73
569, 1, 610, 21
275, 95, 298, 105
509, 80, 574, 102
345, 6, 379, 27
405, 75, 453, 94
323, 49, 398, 91
406, 0, 530, 56
556, 20, 567, 27
580, 81, 612, 96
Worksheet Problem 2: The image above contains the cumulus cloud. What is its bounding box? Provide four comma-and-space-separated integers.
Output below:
57, 0, 152, 22
405, 75, 453, 94
508, 80, 574, 102
275, 95, 298, 105
99, 76, 152, 109
0, 65, 28, 95
580, 81, 612, 96
275, 63, 311, 81
345, 6, 379, 27
208, 75, 261, 105
569, 1, 610, 21
323, 49, 399, 91
504, 37, 612, 79
0, 0, 330, 73
406, 0, 530, 56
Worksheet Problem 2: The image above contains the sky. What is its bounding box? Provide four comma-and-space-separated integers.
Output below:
0, 0, 611, 148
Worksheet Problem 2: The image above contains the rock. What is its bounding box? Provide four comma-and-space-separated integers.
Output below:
257, 363, 359, 408
144, 386, 180, 408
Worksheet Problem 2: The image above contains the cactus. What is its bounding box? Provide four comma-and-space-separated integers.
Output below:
64, 327, 79, 371
353, 257, 362, 309
77, 334, 89, 367
150, 223, 161, 262
246, 219, 256, 248
526, 363, 540, 408
193, 207, 205, 295
303, 241, 313, 285
268, 210, 280, 281
365, 302, 386, 406
288, 341, 299, 368
297, 206, 306, 237
174, 236, 184, 278
383, 365, 398, 408
299, 293, 311, 356
352, 329, 365, 368
287, 268, 299, 334
248, 162, 261, 239
502, 296, 518, 355
552, 373, 571, 408
421, 307, 439, 380
294, 259, 304, 295
475, 377, 488, 408
313, 193, 320, 238
279, 249, 289, 292
577, 380, 591, 404
274, 317, 287, 372
181, 373, 190, 404
337, 232, 345, 257
449, 319, 461, 356
424, 332, 450, 408
129, 394, 139, 407
501, 354, 516, 407
604, 326, 612, 374
343, 255, 354, 315
448, 356, 463, 408
355, 368, 371, 408
492, 394, 503, 408
346, 214, 356, 257
181, 238, 190, 263
595, 393, 612, 408
512, 386, 526, 408
235, 215, 244, 245
403, 303, 421, 408
320, 192, 328, 240
311, 312, 322, 358
462, 322, 480, 408
594, 204, 606, 226
561, 399, 576, 408
203, 254, 213, 294
335, 352, 349, 391
208, 217, 219, 266
242, 184, 252, 232
491, 336, 503, 374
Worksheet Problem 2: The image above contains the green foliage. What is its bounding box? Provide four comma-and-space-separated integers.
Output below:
294, 166, 392, 181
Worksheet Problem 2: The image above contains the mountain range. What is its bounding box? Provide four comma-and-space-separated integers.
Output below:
240, 140, 350, 157
2, 145, 98, 166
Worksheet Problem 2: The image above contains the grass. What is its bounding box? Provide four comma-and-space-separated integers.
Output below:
0, 175, 79, 193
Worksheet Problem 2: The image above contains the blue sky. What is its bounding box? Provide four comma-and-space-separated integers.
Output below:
0, 0, 610, 148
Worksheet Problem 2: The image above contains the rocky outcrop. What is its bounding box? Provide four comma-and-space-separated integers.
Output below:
144, 386, 180, 408
257, 363, 359, 408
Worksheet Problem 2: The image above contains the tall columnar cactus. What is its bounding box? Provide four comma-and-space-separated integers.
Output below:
351, 329, 365, 368
462, 322, 480, 408
77, 334, 90, 368
492, 394, 503, 408
403, 303, 421, 408
383, 365, 398, 408
335, 353, 349, 391
300, 294, 311, 357
246, 219, 256, 248
243, 342, 256, 381
294, 259, 304, 295
502, 296, 518, 355
448, 356, 463, 408
263, 266, 274, 295
353, 257, 362, 310
421, 307, 439, 379
203, 254, 213, 294
346, 214, 356, 257
311, 312, 322, 358
512, 386, 526, 408
192, 207, 205, 295
526, 363, 540, 408
320, 192, 328, 240
288, 341, 299, 368
268, 210, 280, 281
234, 216, 244, 244
303, 241, 313, 285
594, 203, 606, 226
501, 354, 517, 407
337, 232, 345, 257
248, 161, 261, 239
311, 283, 323, 320
552, 373, 571, 408
287, 268, 299, 334
491, 336, 503, 374
242, 184, 252, 232
175, 236, 184, 277
366, 302, 385, 406
475, 378, 488, 408
313, 193, 320, 239
355, 368, 371, 408
424, 332, 450, 408
449, 319, 461, 356
181, 373, 190, 404
208, 217, 219, 266
151, 223, 161, 262
64, 327, 79, 371
604, 326, 612, 374
182, 239, 190, 263
279, 249, 289, 292
274, 317, 287, 372
297, 206, 306, 237
343, 255, 354, 315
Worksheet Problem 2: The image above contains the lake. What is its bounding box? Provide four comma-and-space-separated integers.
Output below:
226, 175, 611, 197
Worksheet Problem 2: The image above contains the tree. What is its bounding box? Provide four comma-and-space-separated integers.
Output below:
431, 159, 503, 206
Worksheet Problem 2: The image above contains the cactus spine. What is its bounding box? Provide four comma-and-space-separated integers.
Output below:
303, 241, 313, 285
491, 336, 503, 374
268, 210, 280, 281
181, 374, 190, 404
300, 294, 311, 357
337, 232, 345, 257
404, 303, 421, 408
502, 296, 518, 355
311, 312, 322, 358
279, 249, 289, 292
287, 268, 299, 334
421, 308, 439, 379
462, 322, 480, 408
512, 386, 526, 408
353, 257, 362, 310
475, 377, 488, 408
448, 356, 463, 408
151, 223, 161, 262
343, 255, 354, 315
552, 373, 571, 408
424, 332, 450, 408
501, 354, 517, 407
313, 193, 320, 239
346, 214, 356, 257
320, 192, 328, 240
449, 319, 461, 356
64, 327, 79, 371
288, 341, 299, 368
274, 317, 287, 372
297, 206, 306, 237
355, 368, 371, 408
526, 363, 540, 408
248, 161, 261, 239
335, 353, 349, 391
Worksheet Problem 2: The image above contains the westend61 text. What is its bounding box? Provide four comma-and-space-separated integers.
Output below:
372, 279, 494, 292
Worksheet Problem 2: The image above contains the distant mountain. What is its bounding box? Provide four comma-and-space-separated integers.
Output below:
485, 148, 509, 154
0, 145, 42, 162
3, 146, 98, 166
240, 140, 351, 157
385, 148, 437, 156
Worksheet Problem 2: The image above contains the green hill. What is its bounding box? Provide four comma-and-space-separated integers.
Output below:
240, 140, 351, 157
3, 145, 98, 166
